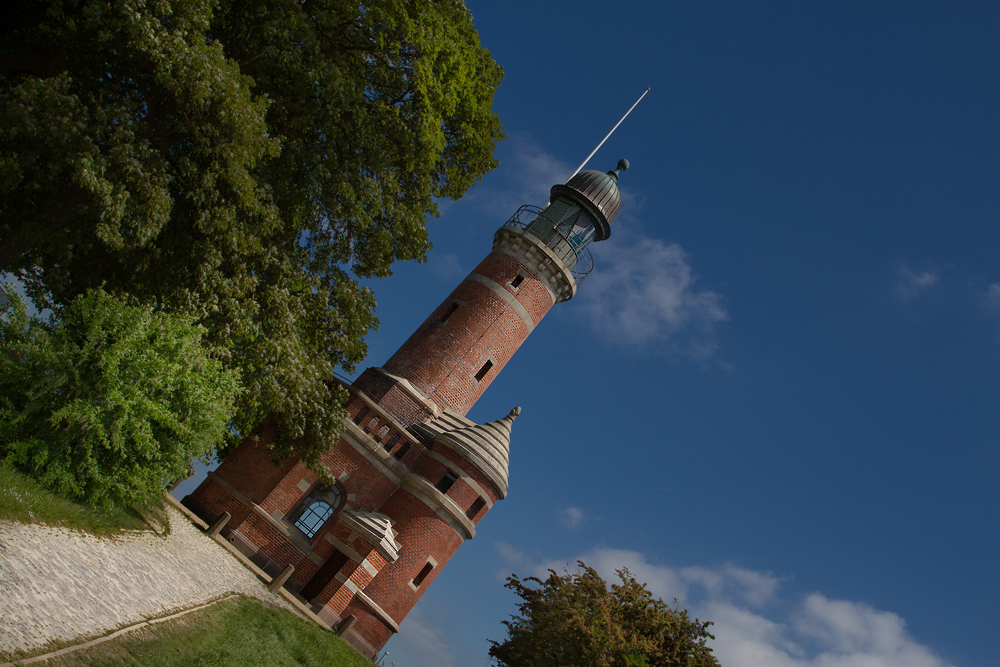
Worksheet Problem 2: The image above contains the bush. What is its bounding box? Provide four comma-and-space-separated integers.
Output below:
0, 288, 239, 510
490, 562, 720, 667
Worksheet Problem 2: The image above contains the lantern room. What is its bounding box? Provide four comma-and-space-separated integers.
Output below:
501, 158, 629, 281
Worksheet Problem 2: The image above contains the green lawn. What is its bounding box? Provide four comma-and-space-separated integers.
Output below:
29, 595, 374, 667
0, 462, 165, 535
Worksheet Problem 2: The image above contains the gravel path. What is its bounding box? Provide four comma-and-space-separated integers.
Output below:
0, 505, 295, 657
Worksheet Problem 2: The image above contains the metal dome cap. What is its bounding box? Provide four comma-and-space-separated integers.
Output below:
549, 158, 629, 242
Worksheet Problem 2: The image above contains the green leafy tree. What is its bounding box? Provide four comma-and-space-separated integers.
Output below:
0, 0, 504, 473
490, 562, 721, 667
0, 289, 240, 510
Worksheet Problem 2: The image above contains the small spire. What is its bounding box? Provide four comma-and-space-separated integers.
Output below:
609, 158, 630, 180
507, 406, 521, 419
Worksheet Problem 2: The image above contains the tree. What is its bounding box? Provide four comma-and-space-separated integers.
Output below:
490, 563, 720, 667
0, 0, 504, 473
0, 288, 240, 510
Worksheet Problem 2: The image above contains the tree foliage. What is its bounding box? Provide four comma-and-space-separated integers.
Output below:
0, 0, 504, 473
0, 289, 240, 510
490, 563, 720, 667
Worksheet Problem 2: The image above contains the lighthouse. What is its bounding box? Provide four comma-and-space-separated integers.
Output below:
183, 159, 631, 658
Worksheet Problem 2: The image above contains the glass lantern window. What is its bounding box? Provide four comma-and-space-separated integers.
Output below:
525, 197, 599, 267
555, 208, 597, 250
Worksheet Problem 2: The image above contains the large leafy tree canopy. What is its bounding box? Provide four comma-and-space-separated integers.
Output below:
490, 563, 721, 667
0, 0, 504, 472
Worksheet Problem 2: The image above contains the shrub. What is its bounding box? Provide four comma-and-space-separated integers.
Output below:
0, 288, 239, 510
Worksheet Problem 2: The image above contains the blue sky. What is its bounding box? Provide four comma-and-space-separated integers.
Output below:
176, 2, 997, 666
363, 3, 999, 666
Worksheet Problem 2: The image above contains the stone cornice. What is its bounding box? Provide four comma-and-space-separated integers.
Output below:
493, 226, 576, 303
338, 510, 401, 563
354, 590, 400, 633
467, 272, 535, 333
340, 419, 477, 540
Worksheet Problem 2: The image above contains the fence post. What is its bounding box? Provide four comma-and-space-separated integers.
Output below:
207, 512, 230, 538
268, 564, 295, 592
336, 614, 358, 637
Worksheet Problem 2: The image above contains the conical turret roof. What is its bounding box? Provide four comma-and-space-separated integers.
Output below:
410, 407, 520, 498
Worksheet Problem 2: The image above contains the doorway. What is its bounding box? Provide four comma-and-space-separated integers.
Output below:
301, 550, 350, 603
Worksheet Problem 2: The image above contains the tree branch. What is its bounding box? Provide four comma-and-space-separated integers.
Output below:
0, 188, 84, 273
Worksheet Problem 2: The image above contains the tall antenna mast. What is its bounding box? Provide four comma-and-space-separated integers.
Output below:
567, 87, 650, 181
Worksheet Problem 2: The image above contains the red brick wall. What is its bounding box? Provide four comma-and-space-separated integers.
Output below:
213, 429, 294, 505
189, 477, 253, 528
317, 437, 402, 512
259, 461, 315, 515
349, 487, 464, 649
352, 369, 434, 427
382, 250, 555, 416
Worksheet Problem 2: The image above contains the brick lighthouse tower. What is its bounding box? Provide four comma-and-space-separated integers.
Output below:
183, 159, 631, 658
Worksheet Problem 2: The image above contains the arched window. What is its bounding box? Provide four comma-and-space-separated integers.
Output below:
293, 485, 343, 539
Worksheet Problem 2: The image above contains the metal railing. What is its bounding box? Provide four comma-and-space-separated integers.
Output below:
500, 205, 594, 283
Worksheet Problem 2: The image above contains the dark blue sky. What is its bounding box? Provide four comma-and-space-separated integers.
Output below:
358, 3, 998, 666
171, 3, 999, 666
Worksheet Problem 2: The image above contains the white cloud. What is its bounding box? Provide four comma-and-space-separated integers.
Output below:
388, 604, 461, 667
984, 283, 1000, 313
558, 506, 586, 529
495, 541, 527, 565
578, 233, 728, 355
509, 546, 953, 667
896, 265, 939, 301
682, 562, 783, 608
429, 252, 465, 281
464, 133, 573, 217
706, 600, 805, 667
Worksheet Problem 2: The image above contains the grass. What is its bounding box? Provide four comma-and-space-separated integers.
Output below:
26, 595, 374, 667
0, 462, 166, 536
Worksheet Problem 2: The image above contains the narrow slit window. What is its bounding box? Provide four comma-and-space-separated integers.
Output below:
412, 562, 434, 588
475, 359, 493, 382
352, 407, 369, 425
384, 433, 400, 452
440, 300, 461, 322
364, 416, 379, 434
393, 442, 410, 460
435, 471, 458, 494
510, 275, 524, 289
466, 497, 486, 519
374, 425, 390, 443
